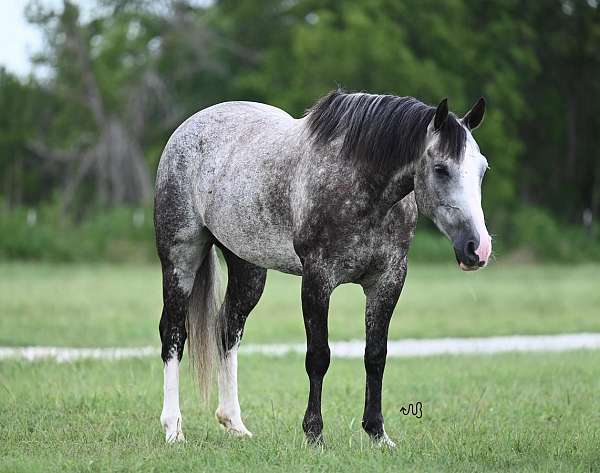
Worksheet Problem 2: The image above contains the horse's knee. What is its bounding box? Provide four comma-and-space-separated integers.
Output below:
364, 345, 387, 373
305, 345, 330, 378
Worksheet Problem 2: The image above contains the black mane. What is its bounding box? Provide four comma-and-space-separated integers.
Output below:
306, 90, 466, 171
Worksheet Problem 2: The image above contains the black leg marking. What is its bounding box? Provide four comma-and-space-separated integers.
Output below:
300, 267, 333, 445
159, 262, 192, 363
218, 245, 268, 351
361, 260, 407, 445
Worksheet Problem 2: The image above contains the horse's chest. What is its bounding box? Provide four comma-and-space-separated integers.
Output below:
333, 194, 418, 276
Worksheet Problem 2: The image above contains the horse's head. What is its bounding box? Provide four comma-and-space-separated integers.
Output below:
414, 98, 492, 271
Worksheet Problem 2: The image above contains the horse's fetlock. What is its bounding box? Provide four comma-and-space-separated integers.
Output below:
302, 413, 323, 436
362, 415, 384, 438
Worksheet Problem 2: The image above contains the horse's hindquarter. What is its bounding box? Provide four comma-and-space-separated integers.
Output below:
192, 102, 304, 274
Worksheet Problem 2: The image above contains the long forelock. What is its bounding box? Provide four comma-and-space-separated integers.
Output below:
306, 89, 467, 172
435, 114, 468, 161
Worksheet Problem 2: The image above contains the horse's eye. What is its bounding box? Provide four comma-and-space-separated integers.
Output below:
434, 164, 449, 177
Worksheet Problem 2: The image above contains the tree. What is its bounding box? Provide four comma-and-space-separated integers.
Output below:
25, 1, 157, 212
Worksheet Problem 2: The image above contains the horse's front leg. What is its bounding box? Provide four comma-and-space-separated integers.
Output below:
300, 265, 334, 445
361, 258, 407, 447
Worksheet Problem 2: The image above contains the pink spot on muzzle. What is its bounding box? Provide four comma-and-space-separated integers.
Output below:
475, 233, 492, 266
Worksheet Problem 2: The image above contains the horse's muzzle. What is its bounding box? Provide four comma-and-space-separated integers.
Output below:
453, 236, 489, 271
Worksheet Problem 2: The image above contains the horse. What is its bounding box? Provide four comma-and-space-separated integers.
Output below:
154, 90, 492, 446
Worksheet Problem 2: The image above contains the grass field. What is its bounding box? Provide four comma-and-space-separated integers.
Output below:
1, 262, 600, 472
2, 353, 600, 472
1, 262, 600, 347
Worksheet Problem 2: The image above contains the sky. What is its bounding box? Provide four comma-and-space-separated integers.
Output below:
0, 0, 208, 77
0, 0, 44, 76
0, 0, 98, 76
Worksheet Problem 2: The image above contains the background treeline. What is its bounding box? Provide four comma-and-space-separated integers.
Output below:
1, 0, 599, 262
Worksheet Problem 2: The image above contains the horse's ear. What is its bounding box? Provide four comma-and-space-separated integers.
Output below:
462, 97, 486, 130
434, 98, 448, 131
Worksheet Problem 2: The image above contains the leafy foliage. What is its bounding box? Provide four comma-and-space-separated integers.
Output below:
1, 0, 599, 261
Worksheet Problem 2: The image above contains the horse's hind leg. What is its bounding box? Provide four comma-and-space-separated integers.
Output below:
157, 223, 209, 443
215, 245, 267, 437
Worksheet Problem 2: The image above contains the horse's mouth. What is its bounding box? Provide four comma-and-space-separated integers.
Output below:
459, 262, 480, 271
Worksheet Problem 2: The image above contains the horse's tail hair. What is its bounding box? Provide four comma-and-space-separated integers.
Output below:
186, 245, 224, 406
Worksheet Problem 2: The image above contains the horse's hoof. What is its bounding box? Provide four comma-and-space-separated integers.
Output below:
304, 433, 324, 448
165, 430, 186, 443
215, 409, 253, 437
374, 432, 396, 449
221, 422, 253, 438
161, 412, 185, 444
229, 426, 253, 437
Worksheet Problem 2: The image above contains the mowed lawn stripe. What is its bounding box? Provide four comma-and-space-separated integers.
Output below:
5, 333, 600, 362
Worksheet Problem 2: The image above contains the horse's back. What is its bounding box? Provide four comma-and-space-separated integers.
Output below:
156, 100, 304, 274
157, 101, 294, 174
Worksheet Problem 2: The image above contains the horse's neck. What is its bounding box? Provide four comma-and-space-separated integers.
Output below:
296, 118, 415, 204
379, 168, 415, 204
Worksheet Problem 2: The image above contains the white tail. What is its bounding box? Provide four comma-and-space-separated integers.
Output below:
186, 246, 224, 405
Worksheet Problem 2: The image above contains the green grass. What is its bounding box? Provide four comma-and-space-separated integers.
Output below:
2, 352, 600, 472
1, 262, 599, 347
2, 262, 600, 472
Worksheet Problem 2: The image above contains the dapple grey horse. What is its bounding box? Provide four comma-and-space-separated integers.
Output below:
154, 90, 491, 446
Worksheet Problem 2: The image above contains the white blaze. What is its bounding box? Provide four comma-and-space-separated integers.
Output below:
461, 132, 492, 264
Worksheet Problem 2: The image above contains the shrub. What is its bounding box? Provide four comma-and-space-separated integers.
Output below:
0, 203, 598, 263
509, 206, 600, 262
0, 204, 156, 262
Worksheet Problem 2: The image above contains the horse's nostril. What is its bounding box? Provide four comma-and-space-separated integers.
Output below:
463, 240, 479, 265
